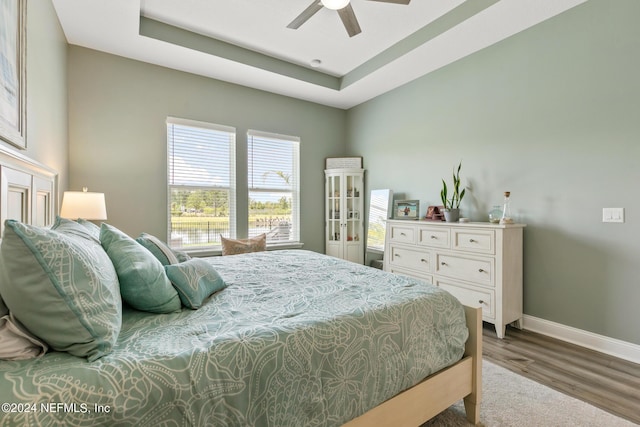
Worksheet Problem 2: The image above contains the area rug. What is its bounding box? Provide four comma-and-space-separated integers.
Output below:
421, 360, 636, 426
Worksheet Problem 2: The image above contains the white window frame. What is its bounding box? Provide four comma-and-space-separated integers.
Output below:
167, 117, 236, 248
247, 130, 300, 243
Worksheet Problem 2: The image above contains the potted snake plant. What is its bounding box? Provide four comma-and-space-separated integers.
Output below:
440, 161, 465, 222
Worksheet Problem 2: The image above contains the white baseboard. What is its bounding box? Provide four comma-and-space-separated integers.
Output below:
522, 315, 640, 365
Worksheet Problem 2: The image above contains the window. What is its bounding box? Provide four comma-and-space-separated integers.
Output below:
247, 130, 300, 243
167, 117, 236, 249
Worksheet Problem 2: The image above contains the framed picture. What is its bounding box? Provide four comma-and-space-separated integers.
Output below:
425, 205, 446, 221
393, 200, 419, 220
0, 0, 27, 149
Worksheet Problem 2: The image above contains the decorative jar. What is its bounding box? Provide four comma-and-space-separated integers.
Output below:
488, 206, 502, 223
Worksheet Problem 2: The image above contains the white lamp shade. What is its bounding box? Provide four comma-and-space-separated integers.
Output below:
321, 0, 350, 10
60, 190, 107, 220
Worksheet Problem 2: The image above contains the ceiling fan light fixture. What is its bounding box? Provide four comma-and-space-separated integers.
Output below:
288, 0, 408, 37
321, 0, 350, 10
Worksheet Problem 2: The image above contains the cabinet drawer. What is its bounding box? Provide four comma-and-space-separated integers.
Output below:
453, 229, 495, 254
417, 227, 450, 249
388, 224, 416, 244
435, 253, 494, 286
389, 246, 431, 272
388, 266, 433, 284
436, 279, 495, 320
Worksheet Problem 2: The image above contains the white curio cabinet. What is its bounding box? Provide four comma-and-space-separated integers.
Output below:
325, 168, 365, 264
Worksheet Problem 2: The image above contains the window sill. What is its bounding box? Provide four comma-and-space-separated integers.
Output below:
182, 242, 304, 258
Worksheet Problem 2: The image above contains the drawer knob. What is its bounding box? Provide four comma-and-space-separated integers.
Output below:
479, 300, 485, 305
395, 254, 401, 257
440, 261, 447, 266
400, 232, 406, 236
430, 235, 437, 239
478, 268, 485, 273
420, 258, 428, 263
469, 238, 476, 243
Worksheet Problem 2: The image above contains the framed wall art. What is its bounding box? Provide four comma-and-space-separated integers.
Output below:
393, 199, 419, 220
0, 0, 27, 149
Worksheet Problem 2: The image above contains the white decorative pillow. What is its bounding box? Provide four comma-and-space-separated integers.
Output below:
0, 313, 48, 360
220, 233, 267, 256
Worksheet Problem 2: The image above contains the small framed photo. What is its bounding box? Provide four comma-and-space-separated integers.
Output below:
393, 200, 419, 220
425, 205, 446, 221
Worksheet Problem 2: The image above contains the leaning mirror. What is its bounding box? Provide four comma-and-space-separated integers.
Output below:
366, 189, 393, 253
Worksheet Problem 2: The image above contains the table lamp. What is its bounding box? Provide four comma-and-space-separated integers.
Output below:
60, 187, 107, 220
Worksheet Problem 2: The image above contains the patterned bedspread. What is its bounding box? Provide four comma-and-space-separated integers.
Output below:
0, 250, 468, 426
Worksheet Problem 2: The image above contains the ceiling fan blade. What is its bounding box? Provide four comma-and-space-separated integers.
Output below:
367, 0, 411, 4
287, 1, 324, 29
337, 4, 361, 37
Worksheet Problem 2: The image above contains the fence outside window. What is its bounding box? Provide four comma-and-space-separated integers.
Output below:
170, 216, 292, 248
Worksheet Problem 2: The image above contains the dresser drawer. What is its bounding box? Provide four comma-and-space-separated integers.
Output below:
388, 266, 433, 284
388, 224, 416, 244
436, 279, 495, 320
453, 229, 495, 254
389, 245, 431, 272
435, 253, 494, 286
417, 226, 450, 249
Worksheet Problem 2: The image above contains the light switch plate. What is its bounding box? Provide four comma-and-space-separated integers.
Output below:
602, 208, 624, 223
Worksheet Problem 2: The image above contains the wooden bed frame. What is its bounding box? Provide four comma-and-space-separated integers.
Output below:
344, 305, 482, 426
1, 146, 481, 426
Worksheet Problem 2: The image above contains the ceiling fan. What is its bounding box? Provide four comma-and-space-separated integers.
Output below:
287, 0, 411, 38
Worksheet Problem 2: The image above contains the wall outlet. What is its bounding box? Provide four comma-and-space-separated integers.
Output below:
602, 208, 624, 223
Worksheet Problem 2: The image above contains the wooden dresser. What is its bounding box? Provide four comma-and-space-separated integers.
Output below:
383, 219, 525, 338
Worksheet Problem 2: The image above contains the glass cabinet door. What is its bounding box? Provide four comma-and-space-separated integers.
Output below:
326, 173, 341, 243
344, 173, 362, 243
325, 169, 364, 264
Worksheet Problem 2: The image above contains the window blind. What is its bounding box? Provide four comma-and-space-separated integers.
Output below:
168, 118, 235, 188
167, 117, 236, 247
247, 130, 300, 242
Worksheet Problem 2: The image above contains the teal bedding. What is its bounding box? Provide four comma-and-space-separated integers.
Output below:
0, 250, 467, 426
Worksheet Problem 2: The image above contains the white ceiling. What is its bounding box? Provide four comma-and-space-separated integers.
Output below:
52, 0, 587, 109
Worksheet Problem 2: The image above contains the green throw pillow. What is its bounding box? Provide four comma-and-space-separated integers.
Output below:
52, 215, 99, 242
0, 220, 121, 361
76, 218, 102, 241
165, 258, 226, 309
174, 249, 191, 263
100, 224, 181, 314
135, 233, 179, 265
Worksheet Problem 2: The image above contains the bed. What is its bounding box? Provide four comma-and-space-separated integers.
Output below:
0, 147, 481, 426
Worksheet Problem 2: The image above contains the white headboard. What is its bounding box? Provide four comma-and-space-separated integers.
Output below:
0, 146, 58, 235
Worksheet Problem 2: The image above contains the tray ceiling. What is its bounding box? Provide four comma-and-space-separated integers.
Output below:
52, 0, 587, 109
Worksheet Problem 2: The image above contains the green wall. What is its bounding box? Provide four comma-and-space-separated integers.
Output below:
346, 0, 640, 344
65, 0, 640, 345
1, 0, 68, 189
67, 47, 347, 253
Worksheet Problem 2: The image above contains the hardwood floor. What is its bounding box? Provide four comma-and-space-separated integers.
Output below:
482, 324, 640, 424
